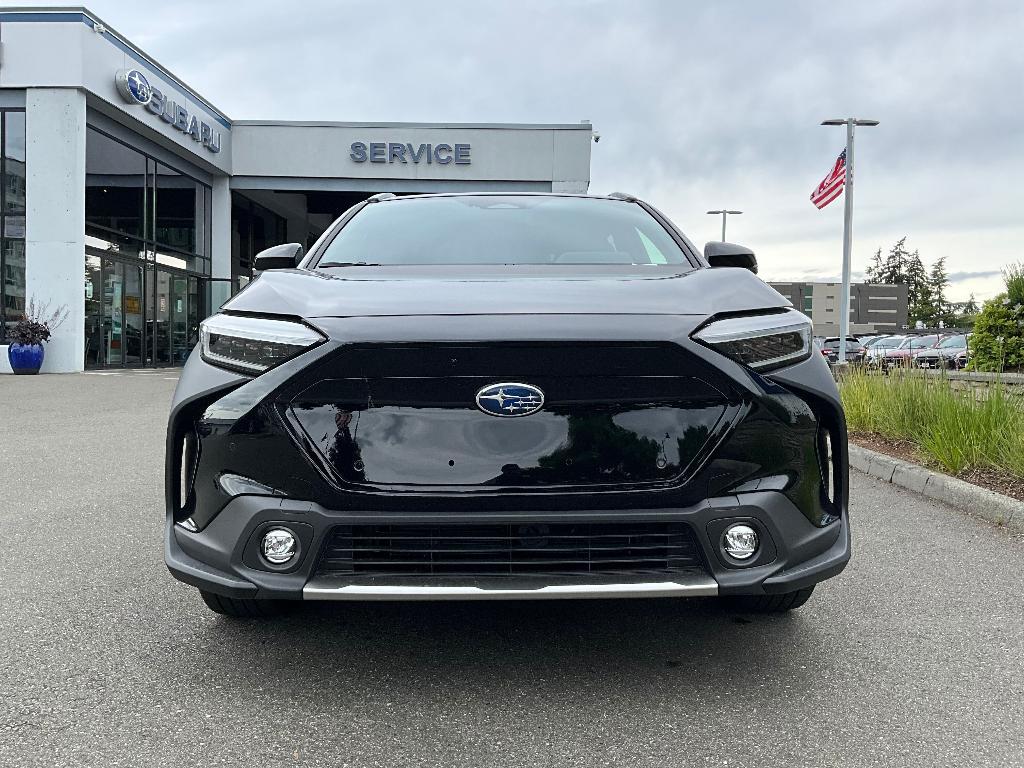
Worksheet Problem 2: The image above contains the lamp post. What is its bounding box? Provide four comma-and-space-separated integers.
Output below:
706, 209, 742, 242
821, 117, 878, 364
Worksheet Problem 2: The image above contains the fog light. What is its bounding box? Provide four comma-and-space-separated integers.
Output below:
261, 528, 297, 565
723, 524, 759, 560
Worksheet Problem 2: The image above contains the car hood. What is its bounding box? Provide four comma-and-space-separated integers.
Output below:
920, 347, 964, 356
222, 265, 790, 319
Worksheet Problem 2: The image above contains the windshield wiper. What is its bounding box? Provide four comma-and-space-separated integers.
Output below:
319, 261, 384, 267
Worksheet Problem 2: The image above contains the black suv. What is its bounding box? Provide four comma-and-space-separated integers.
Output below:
166, 193, 849, 617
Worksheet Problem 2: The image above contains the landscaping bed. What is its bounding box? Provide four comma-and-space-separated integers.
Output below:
849, 431, 1024, 502
839, 368, 1024, 501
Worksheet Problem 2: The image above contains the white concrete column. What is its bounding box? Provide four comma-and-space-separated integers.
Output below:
211, 176, 231, 279
25, 88, 87, 373
209, 175, 232, 310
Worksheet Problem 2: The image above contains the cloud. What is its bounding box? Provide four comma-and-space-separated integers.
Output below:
948, 270, 1002, 283
24, 0, 1020, 305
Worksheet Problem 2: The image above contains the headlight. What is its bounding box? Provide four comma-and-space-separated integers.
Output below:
693, 310, 812, 371
200, 314, 324, 374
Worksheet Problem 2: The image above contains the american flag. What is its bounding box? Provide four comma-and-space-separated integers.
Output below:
810, 149, 846, 209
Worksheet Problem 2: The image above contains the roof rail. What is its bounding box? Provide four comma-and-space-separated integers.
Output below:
366, 193, 397, 203
607, 191, 640, 202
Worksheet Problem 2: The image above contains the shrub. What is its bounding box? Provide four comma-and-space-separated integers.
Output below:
969, 294, 1024, 372
1005, 262, 1024, 306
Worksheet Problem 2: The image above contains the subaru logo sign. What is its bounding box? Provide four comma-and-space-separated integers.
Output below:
113, 69, 222, 154
115, 69, 153, 106
475, 383, 545, 417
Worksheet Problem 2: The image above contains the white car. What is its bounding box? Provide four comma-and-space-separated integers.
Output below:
865, 335, 907, 366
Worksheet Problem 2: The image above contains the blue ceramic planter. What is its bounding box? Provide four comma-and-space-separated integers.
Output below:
8, 343, 45, 374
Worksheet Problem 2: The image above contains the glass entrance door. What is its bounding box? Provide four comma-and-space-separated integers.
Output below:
170, 274, 188, 365
85, 255, 144, 369
103, 259, 124, 366
86, 255, 199, 368
148, 266, 202, 366
123, 262, 144, 365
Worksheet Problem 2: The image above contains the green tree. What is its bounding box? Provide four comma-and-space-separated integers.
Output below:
929, 258, 949, 313
963, 294, 979, 315
865, 237, 911, 285
865, 248, 886, 284
1004, 262, 1024, 306
906, 249, 932, 324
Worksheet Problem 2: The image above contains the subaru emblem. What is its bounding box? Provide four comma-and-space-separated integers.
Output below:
475, 382, 545, 417
115, 68, 153, 106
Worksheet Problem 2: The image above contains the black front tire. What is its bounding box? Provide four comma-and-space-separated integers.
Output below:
199, 589, 291, 618
726, 586, 815, 613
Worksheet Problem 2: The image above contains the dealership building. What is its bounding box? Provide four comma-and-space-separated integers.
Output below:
0, 7, 594, 372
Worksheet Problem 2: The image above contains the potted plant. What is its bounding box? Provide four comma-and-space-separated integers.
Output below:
7, 298, 69, 375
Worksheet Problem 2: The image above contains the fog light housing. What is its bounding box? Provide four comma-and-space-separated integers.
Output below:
723, 524, 759, 560
261, 528, 297, 565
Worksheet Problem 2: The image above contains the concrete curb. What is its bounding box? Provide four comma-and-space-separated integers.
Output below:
849, 444, 1024, 533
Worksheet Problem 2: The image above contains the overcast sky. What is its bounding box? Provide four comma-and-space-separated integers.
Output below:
46, 0, 1024, 300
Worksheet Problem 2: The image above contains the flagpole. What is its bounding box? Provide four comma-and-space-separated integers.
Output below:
821, 117, 878, 365
839, 121, 855, 364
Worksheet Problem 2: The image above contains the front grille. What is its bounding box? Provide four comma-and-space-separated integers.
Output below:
287, 342, 738, 492
315, 522, 705, 578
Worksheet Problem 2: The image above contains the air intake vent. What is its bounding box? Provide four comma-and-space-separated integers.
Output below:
316, 522, 705, 578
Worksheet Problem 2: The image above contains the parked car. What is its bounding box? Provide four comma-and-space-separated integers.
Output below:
821, 337, 866, 364
165, 192, 850, 618
865, 335, 907, 366
917, 334, 971, 369
884, 335, 941, 369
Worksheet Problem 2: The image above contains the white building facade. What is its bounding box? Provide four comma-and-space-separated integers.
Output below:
0, 8, 594, 372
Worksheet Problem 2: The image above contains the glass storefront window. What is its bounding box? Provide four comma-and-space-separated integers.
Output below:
85, 226, 148, 260
1, 110, 27, 341
231, 192, 286, 286
84, 255, 103, 366
83, 127, 212, 367
155, 164, 198, 253
4, 112, 25, 214
85, 129, 146, 239
2, 238, 25, 338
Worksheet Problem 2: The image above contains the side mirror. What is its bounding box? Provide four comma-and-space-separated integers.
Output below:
254, 242, 304, 271
704, 241, 758, 274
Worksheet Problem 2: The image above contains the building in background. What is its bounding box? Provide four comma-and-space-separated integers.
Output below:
0, 8, 594, 372
769, 281, 908, 336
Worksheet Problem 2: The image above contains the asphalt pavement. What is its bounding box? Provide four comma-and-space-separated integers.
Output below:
1, 371, 1022, 767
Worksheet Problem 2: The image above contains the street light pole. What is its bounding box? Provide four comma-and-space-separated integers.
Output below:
706, 209, 743, 241
821, 117, 878, 364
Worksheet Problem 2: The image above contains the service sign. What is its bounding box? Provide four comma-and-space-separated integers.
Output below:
349, 141, 471, 165
115, 69, 223, 154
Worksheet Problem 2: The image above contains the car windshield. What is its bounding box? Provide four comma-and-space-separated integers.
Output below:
824, 340, 860, 350
938, 335, 967, 348
874, 337, 903, 348
316, 196, 691, 266
901, 335, 938, 348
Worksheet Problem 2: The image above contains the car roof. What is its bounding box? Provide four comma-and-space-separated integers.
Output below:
372, 191, 644, 204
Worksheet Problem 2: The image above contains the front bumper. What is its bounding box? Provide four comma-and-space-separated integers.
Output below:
166, 313, 850, 602
166, 489, 850, 600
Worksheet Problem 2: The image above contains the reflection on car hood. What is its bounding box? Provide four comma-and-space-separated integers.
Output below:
222, 265, 791, 319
